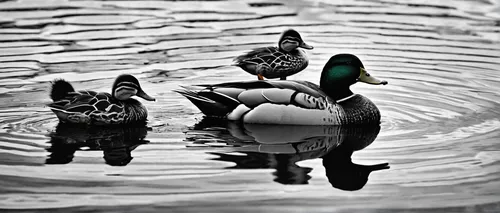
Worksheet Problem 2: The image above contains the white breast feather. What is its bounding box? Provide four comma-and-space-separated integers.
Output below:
227, 104, 251, 120
243, 103, 341, 125
261, 88, 295, 103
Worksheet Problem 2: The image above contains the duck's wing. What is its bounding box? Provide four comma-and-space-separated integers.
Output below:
48, 91, 123, 115
199, 80, 328, 99
233, 46, 287, 66
176, 80, 335, 120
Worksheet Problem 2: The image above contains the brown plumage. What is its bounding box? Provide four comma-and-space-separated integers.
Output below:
234, 29, 313, 80
48, 74, 155, 125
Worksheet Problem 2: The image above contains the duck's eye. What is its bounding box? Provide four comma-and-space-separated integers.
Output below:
365, 73, 371, 77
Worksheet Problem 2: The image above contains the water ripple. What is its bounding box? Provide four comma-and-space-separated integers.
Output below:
0, 0, 499, 211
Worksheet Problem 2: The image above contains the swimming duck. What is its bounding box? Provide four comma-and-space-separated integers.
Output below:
48, 74, 155, 125
233, 29, 313, 80
175, 54, 387, 125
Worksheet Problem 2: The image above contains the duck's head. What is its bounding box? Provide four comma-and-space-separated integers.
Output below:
320, 54, 387, 99
112, 74, 156, 101
278, 29, 314, 52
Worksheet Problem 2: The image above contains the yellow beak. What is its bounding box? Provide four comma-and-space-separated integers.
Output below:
358, 68, 388, 85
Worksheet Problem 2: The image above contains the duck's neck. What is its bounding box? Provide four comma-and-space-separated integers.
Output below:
337, 94, 381, 125
123, 99, 148, 124
325, 86, 354, 102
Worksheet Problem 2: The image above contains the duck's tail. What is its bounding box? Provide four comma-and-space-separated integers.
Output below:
50, 79, 75, 101
173, 86, 237, 117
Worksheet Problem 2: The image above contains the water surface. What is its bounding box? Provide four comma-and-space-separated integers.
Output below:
1, 0, 500, 212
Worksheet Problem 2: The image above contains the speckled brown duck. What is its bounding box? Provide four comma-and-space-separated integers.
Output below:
233, 29, 313, 80
48, 74, 155, 125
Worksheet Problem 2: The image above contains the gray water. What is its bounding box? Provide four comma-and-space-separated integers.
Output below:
1, 0, 500, 212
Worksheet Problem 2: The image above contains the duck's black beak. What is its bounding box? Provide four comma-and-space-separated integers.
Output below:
299, 42, 314, 50
137, 89, 156, 101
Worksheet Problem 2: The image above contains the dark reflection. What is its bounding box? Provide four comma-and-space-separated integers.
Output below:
186, 117, 389, 189
321, 125, 389, 190
46, 123, 149, 166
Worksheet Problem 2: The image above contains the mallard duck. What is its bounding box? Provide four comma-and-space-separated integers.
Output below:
234, 29, 313, 80
48, 74, 155, 125
175, 54, 387, 125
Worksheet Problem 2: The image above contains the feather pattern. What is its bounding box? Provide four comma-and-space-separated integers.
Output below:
48, 91, 147, 125
175, 80, 353, 125
48, 74, 153, 125
234, 46, 309, 79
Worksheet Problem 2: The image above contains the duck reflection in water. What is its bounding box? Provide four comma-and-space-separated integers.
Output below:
46, 123, 149, 166
186, 118, 389, 190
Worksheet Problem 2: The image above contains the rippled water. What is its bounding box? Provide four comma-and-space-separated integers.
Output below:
1, 0, 500, 212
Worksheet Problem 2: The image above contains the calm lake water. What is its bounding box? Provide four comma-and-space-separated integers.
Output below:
1, 0, 500, 212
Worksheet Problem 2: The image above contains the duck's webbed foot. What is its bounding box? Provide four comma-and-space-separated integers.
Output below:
257, 74, 264, 80
256, 64, 271, 81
